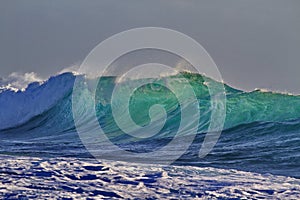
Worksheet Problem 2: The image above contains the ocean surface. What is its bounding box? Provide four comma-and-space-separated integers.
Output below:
0, 72, 300, 199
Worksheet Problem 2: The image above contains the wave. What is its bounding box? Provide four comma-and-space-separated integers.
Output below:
1, 72, 300, 131
1, 72, 300, 177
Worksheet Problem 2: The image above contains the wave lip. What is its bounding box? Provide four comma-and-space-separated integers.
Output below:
0, 73, 76, 130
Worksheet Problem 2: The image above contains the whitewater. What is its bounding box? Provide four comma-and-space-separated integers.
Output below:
0, 72, 300, 199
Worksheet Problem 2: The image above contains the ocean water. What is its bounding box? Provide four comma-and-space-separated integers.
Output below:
0, 72, 300, 199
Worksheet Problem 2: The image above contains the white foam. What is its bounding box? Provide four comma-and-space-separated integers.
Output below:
0, 156, 299, 199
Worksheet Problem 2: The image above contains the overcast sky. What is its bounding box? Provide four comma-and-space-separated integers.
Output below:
0, 0, 299, 93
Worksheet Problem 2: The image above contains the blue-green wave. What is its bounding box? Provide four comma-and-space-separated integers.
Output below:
0, 72, 299, 177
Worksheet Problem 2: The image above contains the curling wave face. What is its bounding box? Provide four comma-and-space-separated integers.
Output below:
0, 72, 300, 178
